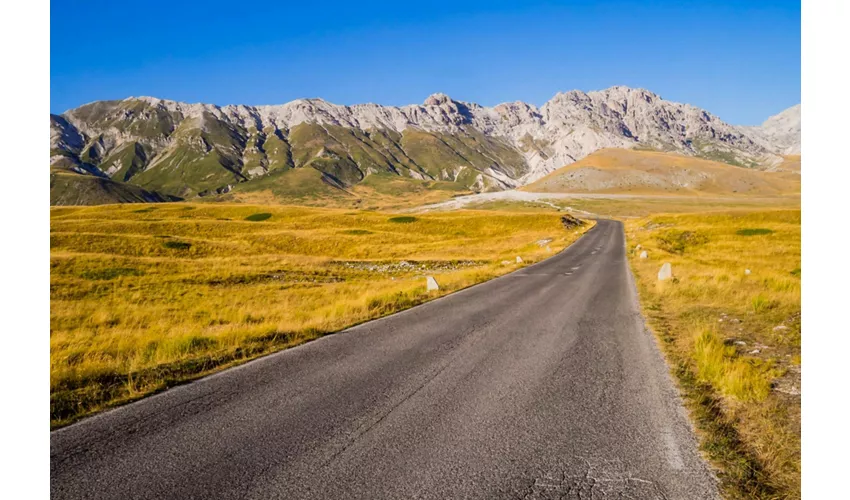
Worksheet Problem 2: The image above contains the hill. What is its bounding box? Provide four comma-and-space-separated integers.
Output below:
50, 170, 171, 205
522, 149, 800, 196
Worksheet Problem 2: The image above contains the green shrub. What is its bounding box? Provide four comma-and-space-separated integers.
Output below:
245, 213, 272, 222
388, 216, 417, 223
163, 240, 192, 250
736, 228, 774, 236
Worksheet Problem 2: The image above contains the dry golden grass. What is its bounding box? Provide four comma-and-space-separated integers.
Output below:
523, 148, 801, 197
777, 155, 801, 172
625, 210, 800, 499
50, 203, 590, 427
226, 175, 472, 211
463, 195, 800, 219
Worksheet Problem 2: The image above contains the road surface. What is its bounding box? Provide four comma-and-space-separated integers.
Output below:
51, 220, 718, 499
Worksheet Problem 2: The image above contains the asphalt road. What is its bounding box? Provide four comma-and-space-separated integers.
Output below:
51, 219, 718, 499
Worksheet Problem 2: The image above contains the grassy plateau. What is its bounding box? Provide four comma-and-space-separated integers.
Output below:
625, 210, 800, 499
50, 203, 590, 427
522, 148, 800, 197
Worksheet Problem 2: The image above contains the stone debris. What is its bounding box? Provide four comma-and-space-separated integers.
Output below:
635, 244, 642, 250
426, 276, 440, 291
501, 260, 512, 266
749, 349, 761, 355
639, 251, 648, 259
657, 263, 673, 281
536, 238, 553, 247
745, 269, 751, 275
560, 214, 585, 229
773, 325, 789, 332
337, 259, 482, 274
516, 256, 524, 263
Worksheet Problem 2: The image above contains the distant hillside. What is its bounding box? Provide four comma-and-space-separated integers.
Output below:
522, 149, 800, 196
742, 104, 801, 156
49, 87, 800, 205
50, 170, 171, 206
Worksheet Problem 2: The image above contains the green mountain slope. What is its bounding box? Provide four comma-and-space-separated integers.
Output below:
50, 171, 172, 206
49, 98, 525, 205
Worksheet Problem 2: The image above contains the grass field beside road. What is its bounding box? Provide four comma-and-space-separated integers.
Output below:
50, 203, 589, 427
625, 210, 801, 499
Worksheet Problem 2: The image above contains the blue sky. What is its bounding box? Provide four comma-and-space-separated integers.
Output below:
50, 0, 800, 125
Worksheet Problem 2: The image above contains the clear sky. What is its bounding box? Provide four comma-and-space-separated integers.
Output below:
50, 0, 800, 125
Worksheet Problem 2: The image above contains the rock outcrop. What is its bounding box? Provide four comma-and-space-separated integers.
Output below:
740, 104, 801, 156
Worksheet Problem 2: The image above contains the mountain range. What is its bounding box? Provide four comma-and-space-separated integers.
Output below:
50, 86, 801, 205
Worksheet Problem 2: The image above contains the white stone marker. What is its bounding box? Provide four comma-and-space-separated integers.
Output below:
658, 263, 673, 281
426, 276, 440, 291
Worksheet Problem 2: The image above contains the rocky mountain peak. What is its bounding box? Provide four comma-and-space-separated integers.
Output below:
423, 93, 453, 106
740, 103, 801, 155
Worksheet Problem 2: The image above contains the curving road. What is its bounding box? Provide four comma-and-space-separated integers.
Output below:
51, 220, 718, 499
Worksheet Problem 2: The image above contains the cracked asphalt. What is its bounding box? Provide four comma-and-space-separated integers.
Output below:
51, 220, 718, 499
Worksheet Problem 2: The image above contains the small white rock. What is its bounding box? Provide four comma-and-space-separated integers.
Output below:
501, 260, 511, 266
516, 256, 523, 263
744, 269, 751, 275
773, 325, 789, 332
639, 251, 648, 259
749, 349, 761, 355
426, 276, 440, 291
734, 340, 747, 346
636, 244, 642, 250
658, 262, 673, 281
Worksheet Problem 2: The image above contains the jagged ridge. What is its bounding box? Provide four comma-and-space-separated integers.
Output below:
50, 86, 800, 204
